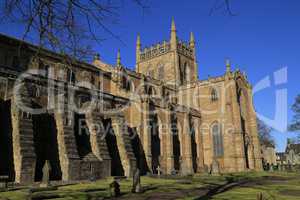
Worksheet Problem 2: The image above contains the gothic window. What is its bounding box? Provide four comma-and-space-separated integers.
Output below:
180, 62, 188, 85
211, 88, 218, 102
212, 123, 224, 157
67, 69, 76, 84
91, 75, 95, 85
44, 65, 49, 78
122, 76, 131, 91
158, 65, 164, 80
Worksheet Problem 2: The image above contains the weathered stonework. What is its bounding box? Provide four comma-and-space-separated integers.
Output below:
0, 19, 262, 184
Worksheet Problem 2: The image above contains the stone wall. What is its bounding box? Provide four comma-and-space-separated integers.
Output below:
0, 26, 263, 184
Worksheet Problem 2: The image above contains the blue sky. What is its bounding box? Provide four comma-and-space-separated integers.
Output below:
1, 0, 299, 151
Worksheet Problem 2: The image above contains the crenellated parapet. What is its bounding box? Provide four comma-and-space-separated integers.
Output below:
177, 40, 194, 58
140, 41, 171, 62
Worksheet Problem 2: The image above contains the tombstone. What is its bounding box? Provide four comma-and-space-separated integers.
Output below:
109, 180, 121, 197
269, 164, 274, 172
171, 169, 177, 176
156, 166, 161, 177
265, 163, 270, 171
203, 164, 209, 174
40, 160, 51, 188
278, 164, 283, 171
89, 163, 96, 182
0, 176, 8, 189
210, 159, 220, 175
132, 169, 142, 193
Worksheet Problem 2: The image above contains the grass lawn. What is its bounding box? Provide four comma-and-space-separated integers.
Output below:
0, 172, 299, 200
211, 172, 300, 200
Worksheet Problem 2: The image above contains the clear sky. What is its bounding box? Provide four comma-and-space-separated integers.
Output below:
1, 0, 299, 151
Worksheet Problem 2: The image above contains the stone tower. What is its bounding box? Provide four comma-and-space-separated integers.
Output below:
136, 18, 198, 86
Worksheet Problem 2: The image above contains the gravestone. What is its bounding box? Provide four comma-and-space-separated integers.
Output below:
278, 164, 283, 171
40, 160, 51, 187
132, 169, 142, 193
171, 169, 177, 176
269, 164, 274, 172
210, 159, 220, 175
156, 166, 161, 177
0, 175, 9, 189
109, 180, 121, 197
203, 164, 209, 174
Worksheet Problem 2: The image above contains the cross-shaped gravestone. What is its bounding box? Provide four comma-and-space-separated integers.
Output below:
40, 160, 51, 188
210, 159, 220, 175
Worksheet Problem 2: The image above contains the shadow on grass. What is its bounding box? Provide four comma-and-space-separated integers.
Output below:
195, 177, 250, 200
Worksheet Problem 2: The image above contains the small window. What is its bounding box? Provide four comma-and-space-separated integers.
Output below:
67, 69, 76, 84
44, 65, 49, 78
211, 88, 218, 102
91, 75, 95, 85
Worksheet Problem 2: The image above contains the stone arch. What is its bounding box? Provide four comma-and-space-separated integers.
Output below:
31, 101, 62, 181
73, 113, 93, 158
0, 98, 15, 181
128, 127, 148, 175
103, 118, 124, 176
66, 68, 76, 84
119, 69, 134, 92
149, 102, 163, 174
211, 121, 224, 158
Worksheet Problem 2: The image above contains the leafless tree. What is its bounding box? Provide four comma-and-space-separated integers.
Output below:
257, 119, 275, 147
210, 0, 237, 16
0, 0, 149, 61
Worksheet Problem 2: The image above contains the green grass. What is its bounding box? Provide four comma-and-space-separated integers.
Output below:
0, 172, 299, 200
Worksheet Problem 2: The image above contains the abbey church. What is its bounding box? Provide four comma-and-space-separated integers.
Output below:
0, 19, 262, 184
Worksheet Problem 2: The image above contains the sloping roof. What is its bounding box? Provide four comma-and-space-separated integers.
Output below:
286, 144, 300, 154
276, 152, 286, 161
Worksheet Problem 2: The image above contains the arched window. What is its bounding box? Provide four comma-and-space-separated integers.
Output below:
44, 65, 50, 78
212, 123, 224, 157
211, 88, 218, 102
67, 69, 76, 84
122, 76, 131, 91
180, 62, 187, 85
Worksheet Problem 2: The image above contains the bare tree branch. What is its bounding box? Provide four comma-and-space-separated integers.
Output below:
210, 0, 237, 16
0, 0, 149, 61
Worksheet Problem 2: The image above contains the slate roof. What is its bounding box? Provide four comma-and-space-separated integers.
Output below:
286, 143, 300, 154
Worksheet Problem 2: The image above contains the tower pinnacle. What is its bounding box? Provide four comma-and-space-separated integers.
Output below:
117, 49, 121, 67
170, 17, 177, 50
136, 34, 141, 48
226, 59, 231, 73
171, 17, 176, 32
189, 32, 195, 48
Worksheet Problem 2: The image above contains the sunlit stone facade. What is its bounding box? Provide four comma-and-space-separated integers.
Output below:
0, 19, 262, 184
